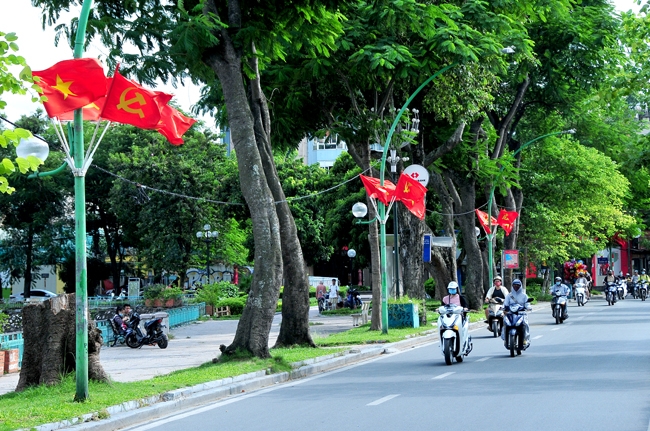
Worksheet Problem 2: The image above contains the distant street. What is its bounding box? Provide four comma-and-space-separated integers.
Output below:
122, 297, 650, 431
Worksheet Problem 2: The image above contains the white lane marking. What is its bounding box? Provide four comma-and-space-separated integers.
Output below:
367, 394, 400, 406
532, 335, 543, 340
575, 316, 585, 321
432, 372, 455, 380
475, 357, 491, 362
551, 327, 561, 331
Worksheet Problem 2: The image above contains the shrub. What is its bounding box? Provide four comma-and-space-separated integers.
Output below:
143, 285, 164, 300
0, 311, 8, 333
424, 278, 436, 298
196, 283, 220, 307
162, 287, 183, 300
526, 284, 552, 302
216, 297, 247, 315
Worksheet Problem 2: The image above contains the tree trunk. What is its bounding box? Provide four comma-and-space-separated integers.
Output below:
23, 225, 33, 299
246, 47, 314, 348
204, 7, 284, 357
16, 293, 108, 391
399, 204, 426, 301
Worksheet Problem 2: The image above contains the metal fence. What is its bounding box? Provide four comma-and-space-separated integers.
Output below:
0, 332, 23, 367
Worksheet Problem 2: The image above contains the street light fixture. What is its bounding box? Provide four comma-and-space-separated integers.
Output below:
196, 224, 218, 284
16, 137, 50, 162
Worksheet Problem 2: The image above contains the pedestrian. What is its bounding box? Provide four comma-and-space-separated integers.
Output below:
328, 279, 339, 310
316, 281, 327, 301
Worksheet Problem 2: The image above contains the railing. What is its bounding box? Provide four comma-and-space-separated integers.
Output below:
0, 332, 23, 367
88, 296, 145, 308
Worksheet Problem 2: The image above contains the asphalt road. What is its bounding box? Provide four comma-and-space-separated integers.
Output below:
120, 297, 650, 431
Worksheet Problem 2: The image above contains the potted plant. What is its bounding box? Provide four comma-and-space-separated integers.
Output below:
143, 285, 164, 307
162, 287, 183, 308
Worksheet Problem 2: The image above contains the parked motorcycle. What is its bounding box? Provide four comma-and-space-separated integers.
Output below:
125, 312, 168, 349
551, 290, 568, 324
486, 297, 504, 338
437, 303, 472, 365
344, 288, 363, 309
503, 299, 532, 357
605, 282, 618, 306
574, 282, 587, 307
639, 281, 648, 301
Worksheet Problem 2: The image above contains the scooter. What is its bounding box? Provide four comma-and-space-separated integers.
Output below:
639, 281, 648, 301
437, 303, 472, 365
551, 289, 568, 324
605, 282, 618, 306
617, 280, 627, 300
486, 297, 504, 338
574, 282, 587, 307
503, 299, 533, 357
125, 312, 168, 349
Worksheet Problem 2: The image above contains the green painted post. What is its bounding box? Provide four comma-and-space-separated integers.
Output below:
73, 0, 93, 402
486, 130, 574, 289
378, 63, 458, 334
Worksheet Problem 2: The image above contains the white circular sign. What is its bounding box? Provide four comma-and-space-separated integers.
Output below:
403, 164, 429, 187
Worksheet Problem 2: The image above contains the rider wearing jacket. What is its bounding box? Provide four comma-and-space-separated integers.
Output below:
640, 270, 650, 283
484, 276, 509, 322
502, 279, 530, 342
550, 277, 570, 319
575, 274, 590, 300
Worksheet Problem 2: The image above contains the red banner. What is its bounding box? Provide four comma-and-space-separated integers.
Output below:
497, 210, 519, 236
476, 209, 498, 235
393, 173, 427, 220
360, 175, 396, 205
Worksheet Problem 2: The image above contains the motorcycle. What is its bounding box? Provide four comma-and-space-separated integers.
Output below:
344, 288, 363, 309
574, 282, 587, 307
437, 303, 472, 365
551, 289, 568, 324
605, 282, 618, 306
486, 297, 504, 338
639, 281, 648, 301
125, 312, 168, 349
503, 299, 533, 357
617, 280, 627, 300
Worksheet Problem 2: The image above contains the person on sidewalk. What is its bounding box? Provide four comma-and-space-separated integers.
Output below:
328, 279, 339, 310
112, 305, 128, 335
484, 276, 508, 322
316, 281, 327, 313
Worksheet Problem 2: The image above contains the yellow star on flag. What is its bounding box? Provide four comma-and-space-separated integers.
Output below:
52, 75, 77, 99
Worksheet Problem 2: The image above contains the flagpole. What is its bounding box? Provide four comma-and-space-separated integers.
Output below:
378, 63, 458, 334
486, 129, 575, 291
72, 0, 93, 402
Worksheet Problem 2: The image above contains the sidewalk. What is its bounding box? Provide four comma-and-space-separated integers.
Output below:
0, 306, 356, 396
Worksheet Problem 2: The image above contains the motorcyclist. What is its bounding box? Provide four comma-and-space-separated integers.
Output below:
625, 273, 635, 297
484, 275, 509, 322
502, 279, 530, 342
603, 269, 617, 288
574, 273, 590, 301
442, 281, 468, 309
640, 270, 650, 284
549, 277, 570, 319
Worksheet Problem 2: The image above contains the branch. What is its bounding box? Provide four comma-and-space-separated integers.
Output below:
491, 75, 530, 160
377, 78, 394, 115
422, 121, 466, 167
337, 70, 361, 116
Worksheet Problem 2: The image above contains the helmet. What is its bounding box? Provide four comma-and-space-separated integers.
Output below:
635, 270, 639, 273
607, 270, 613, 274
512, 279, 522, 290
493, 276, 502, 282
447, 281, 459, 295
555, 276, 562, 282
626, 273, 630, 276
643, 270, 647, 275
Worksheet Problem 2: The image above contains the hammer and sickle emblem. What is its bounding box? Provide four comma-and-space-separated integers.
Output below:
404, 183, 411, 193
117, 87, 147, 118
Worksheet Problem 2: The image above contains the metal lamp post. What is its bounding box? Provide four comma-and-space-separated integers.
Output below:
196, 224, 218, 284
347, 248, 356, 285
486, 129, 576, 288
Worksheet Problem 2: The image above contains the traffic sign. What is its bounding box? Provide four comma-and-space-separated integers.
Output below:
404, 164, 429, 187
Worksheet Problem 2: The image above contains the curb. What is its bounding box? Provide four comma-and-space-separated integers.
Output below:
26, 303, 549, 431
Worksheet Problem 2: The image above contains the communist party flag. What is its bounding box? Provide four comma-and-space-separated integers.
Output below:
157, 104, 196, 145
476, 209, 498, 235
497, 209, 519, 236
359, 175, 396, 205
32, 58, 108, 118
393, 173, 427, 220
101, 69, 172, 129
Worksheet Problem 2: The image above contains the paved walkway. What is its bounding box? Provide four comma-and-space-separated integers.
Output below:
0, 306, 358, 396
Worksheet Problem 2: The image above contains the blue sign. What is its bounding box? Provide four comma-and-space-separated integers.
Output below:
423, 234, 431, 262
597, 257, 608, 264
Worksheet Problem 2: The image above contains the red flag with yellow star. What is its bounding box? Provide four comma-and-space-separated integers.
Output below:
393, 173, 427, 220
32, 58, 108, 118
157, 104, 196, 145
57, 95, 107, 121
360, 175, 396, 205
101, 69, 172, 129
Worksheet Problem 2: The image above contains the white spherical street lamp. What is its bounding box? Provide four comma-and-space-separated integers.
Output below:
16, 137, 49, 162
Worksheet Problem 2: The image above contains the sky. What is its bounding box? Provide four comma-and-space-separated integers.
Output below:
0, 0, 643, 123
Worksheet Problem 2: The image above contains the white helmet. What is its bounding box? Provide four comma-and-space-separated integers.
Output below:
447, 281, 459, 295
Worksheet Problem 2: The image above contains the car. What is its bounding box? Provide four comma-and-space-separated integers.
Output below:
9, 289, 59, 302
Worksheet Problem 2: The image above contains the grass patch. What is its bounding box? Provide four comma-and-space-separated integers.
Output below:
314, 323, 433, 346
321, 308, 359, 316
0, 346, 343, 431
